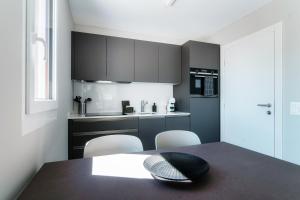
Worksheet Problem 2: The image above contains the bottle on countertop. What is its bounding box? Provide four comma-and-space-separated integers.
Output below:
152, 103, 157, 113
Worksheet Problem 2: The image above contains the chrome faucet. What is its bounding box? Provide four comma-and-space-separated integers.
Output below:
141, 100, 148, 113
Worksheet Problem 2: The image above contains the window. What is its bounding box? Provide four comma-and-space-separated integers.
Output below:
26, 0, 57, 114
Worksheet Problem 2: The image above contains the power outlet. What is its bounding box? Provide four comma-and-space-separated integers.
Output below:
290, 102, 300, 116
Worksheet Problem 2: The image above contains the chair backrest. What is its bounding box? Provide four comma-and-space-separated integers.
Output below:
155, 130, 201, 150
84, 135, 143, 158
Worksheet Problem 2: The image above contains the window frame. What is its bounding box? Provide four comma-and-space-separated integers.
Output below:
25, 0, 57, 114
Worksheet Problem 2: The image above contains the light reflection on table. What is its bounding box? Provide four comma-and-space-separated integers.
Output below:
92, 154, 154, 179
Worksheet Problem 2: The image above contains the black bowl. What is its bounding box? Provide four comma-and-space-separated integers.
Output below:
143, 152, 209, 182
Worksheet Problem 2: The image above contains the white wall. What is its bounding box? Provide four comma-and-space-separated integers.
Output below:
205, 0, 300, 165
0, 0, 73, 199
73, 82, 173, 114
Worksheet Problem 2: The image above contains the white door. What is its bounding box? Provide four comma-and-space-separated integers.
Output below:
222, 26, 281, 157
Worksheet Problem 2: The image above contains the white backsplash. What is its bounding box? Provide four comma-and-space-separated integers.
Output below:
73, 81, 174, 114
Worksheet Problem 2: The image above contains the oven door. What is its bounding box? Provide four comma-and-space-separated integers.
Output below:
190, 75, 204, 95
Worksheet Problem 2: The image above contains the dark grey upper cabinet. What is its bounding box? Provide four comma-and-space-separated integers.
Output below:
72, 32, 107, 81
107, 37, 134, 82
71, 32, 182, 83
158, 44, 181, 84
139, 117, 165, 150
134, 40, 159, 82
188, 41, 220, 69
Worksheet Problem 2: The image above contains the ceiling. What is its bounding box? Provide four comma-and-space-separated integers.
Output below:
69, 0, 272, 42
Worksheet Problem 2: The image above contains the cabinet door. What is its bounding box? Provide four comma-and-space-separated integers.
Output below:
107, 37, 134, 82
190, 98, 220, 143
189, 42, 220, 69
72, 32, 107, 81
158, 44, 181, 84
165, 116, 190, 131
134, 40, 159, 82
69, 118, 139, 159
139, 117, 165, 150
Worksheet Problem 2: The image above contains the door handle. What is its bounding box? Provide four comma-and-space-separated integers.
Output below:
257, 103, 272, 108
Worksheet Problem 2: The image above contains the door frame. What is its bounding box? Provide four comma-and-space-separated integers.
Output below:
220, 22, 283, 159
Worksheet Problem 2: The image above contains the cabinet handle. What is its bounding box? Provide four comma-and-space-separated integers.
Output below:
139, 116, 165, 119
73, 146, 84, 150
72, 117, 136, 123
73, 129, 138, 136
166, 115, 190, 118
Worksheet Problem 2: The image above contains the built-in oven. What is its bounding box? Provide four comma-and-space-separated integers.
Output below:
190, 68, 219, 97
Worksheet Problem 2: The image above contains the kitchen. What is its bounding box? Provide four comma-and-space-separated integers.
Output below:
1, 0, 300, 199
68, 32, 220, 158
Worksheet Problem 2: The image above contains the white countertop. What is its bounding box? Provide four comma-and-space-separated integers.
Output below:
68, 112, 190, 120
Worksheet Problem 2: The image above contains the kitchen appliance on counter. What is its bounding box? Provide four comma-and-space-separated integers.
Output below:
167, 98, 176, 112
190, 68, 218, 97
122, 100, 135, 115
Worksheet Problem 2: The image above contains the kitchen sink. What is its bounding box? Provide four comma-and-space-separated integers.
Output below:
137, 112, 156, 115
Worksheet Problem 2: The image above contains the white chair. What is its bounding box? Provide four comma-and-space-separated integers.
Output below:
83, 135, 143, 158
155, 130, 201, 150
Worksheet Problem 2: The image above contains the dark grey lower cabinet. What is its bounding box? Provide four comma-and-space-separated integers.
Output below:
138, 116, 190, 150
68, 118, 139, 159
68, 115, 192, 159
138, 117, 165, 151
190, 98, 220, 143
165, 116, 190, 131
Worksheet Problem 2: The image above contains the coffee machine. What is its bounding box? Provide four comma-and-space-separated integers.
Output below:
122, 100, 134, 115
167, 97, 176, 112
